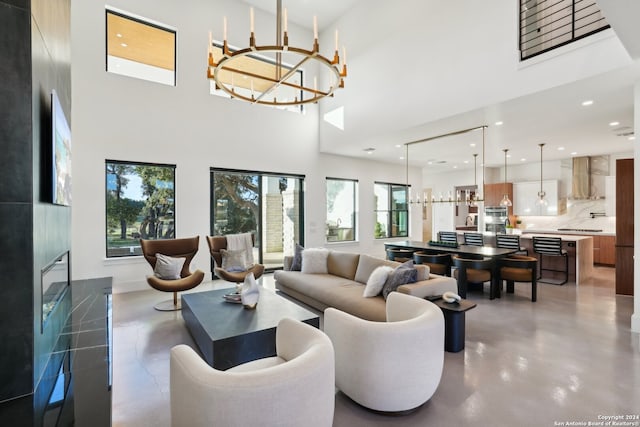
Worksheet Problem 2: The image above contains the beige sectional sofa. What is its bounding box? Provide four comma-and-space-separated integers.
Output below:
274, 250, 457, 322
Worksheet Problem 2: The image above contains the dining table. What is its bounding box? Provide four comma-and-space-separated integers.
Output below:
384, 240, 519, 299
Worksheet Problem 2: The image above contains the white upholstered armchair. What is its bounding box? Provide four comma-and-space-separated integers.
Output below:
324, 291, 445, 413
170, 318, 335, 427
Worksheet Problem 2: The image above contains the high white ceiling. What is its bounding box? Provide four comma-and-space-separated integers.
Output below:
241, 1, 639, 170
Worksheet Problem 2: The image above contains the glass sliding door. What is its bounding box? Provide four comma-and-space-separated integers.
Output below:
211, 169, 304, 272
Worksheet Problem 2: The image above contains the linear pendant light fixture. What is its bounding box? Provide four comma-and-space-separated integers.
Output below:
207, 0, 347, 106
537, 143, 548, 205
500, 148, 512, 207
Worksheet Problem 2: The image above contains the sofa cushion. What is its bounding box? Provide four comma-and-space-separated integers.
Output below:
301, 248, 329, 274
382, 260, 418, 300
275, 271, 387, 322
327, 251, 360, 280
354, 254, 398, 284
363, 266, 394, 297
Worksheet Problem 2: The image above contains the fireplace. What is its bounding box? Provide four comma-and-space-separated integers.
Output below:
41, 251, 70, 330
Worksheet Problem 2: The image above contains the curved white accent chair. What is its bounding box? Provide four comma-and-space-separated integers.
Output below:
324, 292, 445, 413
170, 318, 335, 427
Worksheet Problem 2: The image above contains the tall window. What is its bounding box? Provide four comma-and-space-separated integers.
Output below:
326, 178, 357, 242
105, 161, 176, 257
374, 182, 408, 239
106, 8, 177, 86
211, 168, 304, 271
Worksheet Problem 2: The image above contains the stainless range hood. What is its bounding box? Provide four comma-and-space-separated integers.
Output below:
571, 156, 609, 199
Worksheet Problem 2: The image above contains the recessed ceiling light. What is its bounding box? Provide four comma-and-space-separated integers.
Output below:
581, 100, 594, 106
506, 154, 511, 158
427, 161, 433, 165
558, 147, 565, 151
571, 152, 578, 155
121, 43, 128, 47
453, 165, 458, 169
495, 121, 503, 126
395, 144, 402, 148
470, 143, 476, 147
399, 156, 404, 160
116, 33, 123, 38
464, 160, 469, 164
629, 136, 636, 141
609, 121, 620, 126
520, 158, 526, 162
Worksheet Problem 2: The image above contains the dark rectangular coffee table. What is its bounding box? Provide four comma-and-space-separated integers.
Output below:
181, 288, 319, 370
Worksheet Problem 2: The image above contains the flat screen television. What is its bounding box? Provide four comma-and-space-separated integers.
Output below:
51, 90, 72, 206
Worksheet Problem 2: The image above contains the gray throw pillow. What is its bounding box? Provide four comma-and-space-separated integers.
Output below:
221, 249, 248, 272
291, 243, 304, 271
154, 253, 185, 280
382, 260, 418, 300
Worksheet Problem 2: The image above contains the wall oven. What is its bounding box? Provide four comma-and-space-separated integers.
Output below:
484, 206, 507, 234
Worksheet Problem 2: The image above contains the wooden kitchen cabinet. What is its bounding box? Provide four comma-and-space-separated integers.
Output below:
593, 235, 615, 266
484, 183, 513, 211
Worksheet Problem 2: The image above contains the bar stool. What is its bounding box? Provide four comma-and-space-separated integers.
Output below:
532, 236, 568, 285
438, 231, 458, 244
452, 255, 494, 299
413, 251, 452, 277
499, 255, 538, 302
496, 234, 528, 255
463, 232, 484, 246
386, 248, 414, 263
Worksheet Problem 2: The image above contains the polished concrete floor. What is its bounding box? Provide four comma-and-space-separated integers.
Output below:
112, 267, 640, 427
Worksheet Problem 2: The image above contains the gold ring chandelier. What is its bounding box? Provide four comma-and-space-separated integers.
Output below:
207, 1, 347, 107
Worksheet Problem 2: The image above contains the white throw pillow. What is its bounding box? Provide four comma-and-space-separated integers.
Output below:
301, 248, 329, 274
154, 253, 185, 280
363, 266, 394, 297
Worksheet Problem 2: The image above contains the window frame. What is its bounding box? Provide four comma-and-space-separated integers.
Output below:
374, 181, 409, 239
105, 8, 177, 86
325, 177, 358, 243
105, 160, 176, 258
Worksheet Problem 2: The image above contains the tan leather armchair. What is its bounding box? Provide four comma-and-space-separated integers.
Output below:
206, 235, 265, 284
140, 236, 205, 311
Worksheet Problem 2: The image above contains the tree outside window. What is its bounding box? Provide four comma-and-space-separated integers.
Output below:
326, 178, 357, 242
105, 161, 176, 257
374, 182, 408, 239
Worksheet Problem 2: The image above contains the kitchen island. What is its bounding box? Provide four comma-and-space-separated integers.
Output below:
519, 234, 593, 285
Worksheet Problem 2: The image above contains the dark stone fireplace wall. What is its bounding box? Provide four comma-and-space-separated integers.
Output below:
0, 0, 71, 411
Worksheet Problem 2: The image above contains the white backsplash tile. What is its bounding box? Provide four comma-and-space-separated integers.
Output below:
517, 199, 615, 233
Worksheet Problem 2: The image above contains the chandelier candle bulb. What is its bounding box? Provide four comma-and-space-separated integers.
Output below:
335, 29, 339, 52
223, 17, 227, 41
313, 16, 318, 40
208, 31, 212, 55
283, 8, 287, 32
250, 7, 254, 33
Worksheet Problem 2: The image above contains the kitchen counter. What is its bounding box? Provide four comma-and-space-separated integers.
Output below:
522, 228, 615, 237
519, 234, 594, 285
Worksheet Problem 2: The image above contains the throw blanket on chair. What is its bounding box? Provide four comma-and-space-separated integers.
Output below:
227, 233, 255, 266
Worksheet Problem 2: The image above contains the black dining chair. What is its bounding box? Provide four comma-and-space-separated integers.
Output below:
463, 232, 484, 246
438, 231, 458, 244
413, 251, 452, 277
532, 236, 569, 285
452, 255, 494, 299
499, 255, 538, 302
495, 234, 528, 255
386, 248, 415, 263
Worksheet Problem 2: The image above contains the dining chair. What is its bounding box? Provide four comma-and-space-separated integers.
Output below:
438, 231, 458, 244
495, 234, 528, 255
386, 247, 415, 263
532, 236, 568, 285
463, 232, 484, 246
452, 255, 494, 298
413, 251, 452, 277
499, 255, 538, 302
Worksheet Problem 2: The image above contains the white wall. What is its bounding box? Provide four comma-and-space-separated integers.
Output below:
319, 0, 633, 154
71, 0, 421, 293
